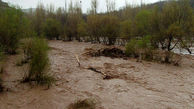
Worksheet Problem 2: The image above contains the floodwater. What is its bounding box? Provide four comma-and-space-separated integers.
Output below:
173, 47, 194, 56
0, 40, 194, 109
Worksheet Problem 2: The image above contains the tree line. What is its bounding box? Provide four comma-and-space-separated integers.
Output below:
0, 0, 194, 56
23, 0, 193, 52
0, 0, 193, 55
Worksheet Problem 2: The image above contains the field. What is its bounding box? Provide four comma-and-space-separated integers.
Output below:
0, 40, 194, 109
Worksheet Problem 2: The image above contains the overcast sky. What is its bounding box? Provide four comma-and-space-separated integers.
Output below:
2, 0, 163, 13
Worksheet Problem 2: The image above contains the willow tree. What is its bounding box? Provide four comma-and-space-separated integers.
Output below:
101, 15, 120, 45
134, 10, 152, 37
150, 0, 193, 51
120, 20, 133, 39
87, 15, 102, 42
33, 3, 46, 36
46, 4, 56, 19
65, 1, 82, 41
0, 7, 31, 54
91, 0, 98, 15
44, 18, 62, 40
77, 21, 88, 41
106, 0, 116, 15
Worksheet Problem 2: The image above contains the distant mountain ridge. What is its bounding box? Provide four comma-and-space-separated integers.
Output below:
150, 0, 194, 8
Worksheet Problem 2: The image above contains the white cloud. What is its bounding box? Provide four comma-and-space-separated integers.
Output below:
2, 0, 163, 13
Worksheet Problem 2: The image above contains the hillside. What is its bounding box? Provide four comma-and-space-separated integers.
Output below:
150, 0, 194, 8
0, 0, 8, 8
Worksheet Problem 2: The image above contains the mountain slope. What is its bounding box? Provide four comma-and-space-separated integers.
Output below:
150, 0, 194, 8
0, 0, 9, 8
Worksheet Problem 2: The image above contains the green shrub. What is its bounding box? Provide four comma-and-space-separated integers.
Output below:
20, 38, 34, 60
16, 38, 34, 66
125, 39, 137, 57
0, 7, 32, 54
125, 35, 154, 60
23, 37, 55, 87
30, 38, 49, 75
138, 35, 153, 49
126, 36, 182, 65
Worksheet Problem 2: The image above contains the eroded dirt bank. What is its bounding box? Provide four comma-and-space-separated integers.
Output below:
0, 40, 194, 109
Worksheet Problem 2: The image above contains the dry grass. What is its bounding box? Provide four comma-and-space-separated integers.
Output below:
68, 99, 96, 109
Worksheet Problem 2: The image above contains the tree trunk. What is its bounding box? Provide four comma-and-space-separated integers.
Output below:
167, 36, 173, 51
186, 48, 192, 54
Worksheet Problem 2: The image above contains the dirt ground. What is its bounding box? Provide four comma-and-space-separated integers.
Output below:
0, 40, 194, 109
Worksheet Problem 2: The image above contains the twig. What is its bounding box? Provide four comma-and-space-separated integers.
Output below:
87, 67, 111, 79
74, 54, 80, 67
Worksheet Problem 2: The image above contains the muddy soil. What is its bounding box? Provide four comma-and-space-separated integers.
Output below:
0, 40, 194, 109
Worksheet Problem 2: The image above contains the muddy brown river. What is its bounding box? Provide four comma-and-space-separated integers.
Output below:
0, 40, 194, 109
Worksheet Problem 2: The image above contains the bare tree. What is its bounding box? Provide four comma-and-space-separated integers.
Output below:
46, 4, 55, 18
91, 0, 98, 14
65, 1, 83, 41
106, 0, 116, 13
34, 2, 46, 35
